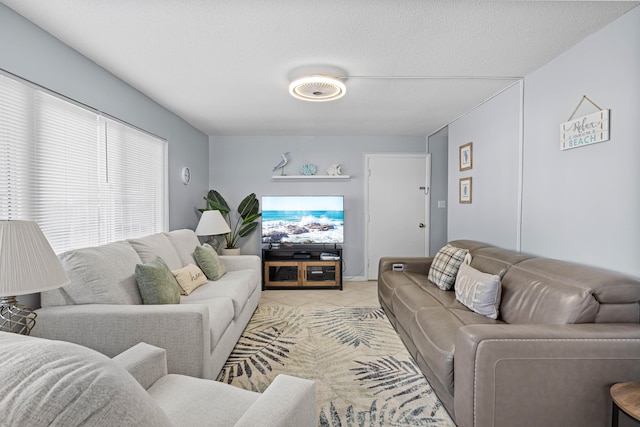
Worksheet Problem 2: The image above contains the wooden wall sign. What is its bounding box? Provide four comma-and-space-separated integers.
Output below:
560, 96, 609, 151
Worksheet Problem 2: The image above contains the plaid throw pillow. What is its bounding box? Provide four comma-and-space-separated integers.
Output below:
428, 244, 470, 290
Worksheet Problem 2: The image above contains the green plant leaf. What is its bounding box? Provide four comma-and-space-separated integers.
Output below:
241, 213, 262, 225
238, 193, 259, 219
238, 222, 259, 237
205, 189, 261, 248
206, 190, 230, 212
204, 197, 230, 214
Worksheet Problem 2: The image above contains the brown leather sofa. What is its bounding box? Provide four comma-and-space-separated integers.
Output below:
378, 240, 640, 427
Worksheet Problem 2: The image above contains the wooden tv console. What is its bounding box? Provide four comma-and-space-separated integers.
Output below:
262, 245, 342, 290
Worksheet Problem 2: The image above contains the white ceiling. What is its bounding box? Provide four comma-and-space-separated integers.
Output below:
1, 1, 637, 137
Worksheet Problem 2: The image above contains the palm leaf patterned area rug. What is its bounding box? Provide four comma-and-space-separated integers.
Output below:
217, 304, 456, 427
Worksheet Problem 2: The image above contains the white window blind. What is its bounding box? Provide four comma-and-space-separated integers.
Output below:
102, 118, 167, 243
0, 71, 167, 254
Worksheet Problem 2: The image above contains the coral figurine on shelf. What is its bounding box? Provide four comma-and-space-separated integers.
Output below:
300, 163, 317, 176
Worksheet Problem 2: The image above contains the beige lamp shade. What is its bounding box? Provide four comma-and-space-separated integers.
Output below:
195, 210, 231, 236
0, 220, 69, 296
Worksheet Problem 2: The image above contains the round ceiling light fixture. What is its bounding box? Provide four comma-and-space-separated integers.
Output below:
289, 75, 346, 102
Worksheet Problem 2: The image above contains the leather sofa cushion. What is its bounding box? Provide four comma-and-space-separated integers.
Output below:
393, 285, 449, 329
378, 270, 416, 310
468, 246, 533, 277
411, 307, 503, 395
500, 262, 599, 324
523, 258, 640, 305
500, 258, 640, 324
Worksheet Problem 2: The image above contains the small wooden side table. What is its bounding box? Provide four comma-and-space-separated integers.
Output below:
611, 382, 640, 426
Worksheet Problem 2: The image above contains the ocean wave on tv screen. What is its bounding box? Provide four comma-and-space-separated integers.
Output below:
262, 210, 344, 243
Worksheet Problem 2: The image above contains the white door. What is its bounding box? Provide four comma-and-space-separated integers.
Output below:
365, 154, 430, 279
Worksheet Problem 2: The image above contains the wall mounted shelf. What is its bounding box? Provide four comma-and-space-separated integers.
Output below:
272, 175, 351, 180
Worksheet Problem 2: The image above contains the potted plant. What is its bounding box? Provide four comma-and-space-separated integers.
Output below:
201, 190, 261, 254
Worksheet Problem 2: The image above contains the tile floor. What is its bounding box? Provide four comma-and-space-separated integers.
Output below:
260, 280, 380, 308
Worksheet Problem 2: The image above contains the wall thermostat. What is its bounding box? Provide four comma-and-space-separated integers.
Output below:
181, 167, 191, 185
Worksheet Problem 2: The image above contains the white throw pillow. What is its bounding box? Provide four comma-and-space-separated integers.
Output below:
171, 263, 208, 295
455, 262, 502, 319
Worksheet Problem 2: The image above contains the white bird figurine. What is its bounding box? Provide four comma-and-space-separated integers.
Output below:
272, 152, 289, 175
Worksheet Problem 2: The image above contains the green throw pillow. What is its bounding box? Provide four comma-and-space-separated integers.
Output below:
194, 244, 226, 281
135, 256, 181, 304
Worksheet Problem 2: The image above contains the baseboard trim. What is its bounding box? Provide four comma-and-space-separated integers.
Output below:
343, 276, 368, 281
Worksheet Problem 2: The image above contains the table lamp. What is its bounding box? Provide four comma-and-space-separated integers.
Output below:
0, 220, 69, 335
195, 210, 231, 251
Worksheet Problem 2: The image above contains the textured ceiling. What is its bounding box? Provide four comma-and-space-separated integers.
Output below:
1, 1, 637, 136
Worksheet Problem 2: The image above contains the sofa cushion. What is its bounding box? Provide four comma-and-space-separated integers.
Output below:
128, 233, 183, 270
194, 243, 227, 281
467, 246, 533, 277
135, 257, 182, 305
0, 333, 172, 427
56, 241, 143, 305
411, 306, 503, 395
455, 263, 502, 320
181, 298, 234, 348
392, 282, 458, 328
181, 269, 258, 318
148, 373, 259, 426
500, 260, 600, 324
428, 244, 471, 290
164, 229, 201, 267
172, 264, 208, 295
378, 270, 416, 311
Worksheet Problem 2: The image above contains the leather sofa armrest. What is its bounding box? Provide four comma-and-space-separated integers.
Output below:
32, 303, 212, 379
378, 257, 433, 275
113, 342, 168, 389
234, 374, 316, 427
454, 323, 640, 427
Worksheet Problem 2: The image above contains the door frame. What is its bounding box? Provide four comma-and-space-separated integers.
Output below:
364, 153, 431, 280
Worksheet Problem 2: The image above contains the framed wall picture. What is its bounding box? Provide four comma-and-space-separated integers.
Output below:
459, 142, 473, 171
459, 177, 472, 204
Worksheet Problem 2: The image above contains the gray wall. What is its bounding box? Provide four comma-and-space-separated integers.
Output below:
1, 5, 209, 308
427, 129, 448, 255
447, 83, 522, 250
446, 7, 639, 277
521, 6, 640, 276
209, 135, 427, 279
0, 4, 209, 232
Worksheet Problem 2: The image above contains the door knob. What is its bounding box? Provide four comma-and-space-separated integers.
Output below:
418, 223, 425, 228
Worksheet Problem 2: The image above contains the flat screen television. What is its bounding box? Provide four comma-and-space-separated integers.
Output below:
261, 195, 344, 245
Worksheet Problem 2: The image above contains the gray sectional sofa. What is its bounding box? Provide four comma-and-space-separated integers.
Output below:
33, 229, 261, 380
378, 240, 640, 427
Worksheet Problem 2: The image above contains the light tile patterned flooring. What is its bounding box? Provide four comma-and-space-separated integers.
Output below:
260, 280, 381, 308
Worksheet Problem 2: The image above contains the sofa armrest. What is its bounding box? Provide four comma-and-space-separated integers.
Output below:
112, 342, 168, 389
378, 256, 433, 275
32, 303, 212, 379
220, 254, 261, 274
454, 323, 640, 427
234, 374, 316, 427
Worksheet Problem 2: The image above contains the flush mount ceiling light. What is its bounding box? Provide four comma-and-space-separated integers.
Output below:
289, 75, 346, 102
